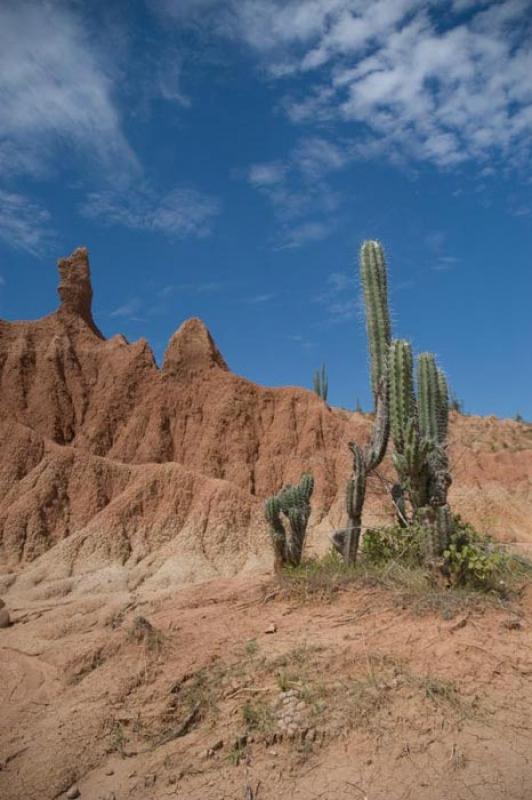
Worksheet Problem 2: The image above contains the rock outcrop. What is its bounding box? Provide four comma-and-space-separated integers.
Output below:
57, 246, 103, 337
0, 248, 531, 587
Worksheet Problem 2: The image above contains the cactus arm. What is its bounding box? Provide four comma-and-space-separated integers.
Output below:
417, 353, 440, 443
389, 339, 416, 455
343, 441, 366, 563
364, 375, 390, 472
436, 368, 449, 444
264, 496, 287, 574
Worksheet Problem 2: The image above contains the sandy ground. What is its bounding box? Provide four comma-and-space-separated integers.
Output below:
1, 571, 531, 800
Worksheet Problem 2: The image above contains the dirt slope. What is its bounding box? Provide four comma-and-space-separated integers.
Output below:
1, 574, 531, 800
0, 248, 531, 588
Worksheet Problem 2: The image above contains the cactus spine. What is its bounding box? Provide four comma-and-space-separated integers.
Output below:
264, 473, 314, 572
333, 241, 392, 564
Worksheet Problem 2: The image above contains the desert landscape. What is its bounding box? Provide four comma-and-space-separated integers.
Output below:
0, 247, 531, 800
3, 2, 532, 797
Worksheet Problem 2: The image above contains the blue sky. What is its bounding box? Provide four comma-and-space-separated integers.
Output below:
1, 0, 531, 419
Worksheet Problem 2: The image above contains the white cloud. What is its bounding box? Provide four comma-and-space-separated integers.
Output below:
109, 298, 144, 320
244, 293, 276, 303
245, 138, 344, 245
157, 281, 222, 296
277, 219, 335, 249
81, 187, 221, 238
292, 137, 348, 179
0, 190, 53, 255
160, 0, 532, 173
248, 162, 287, 186
157, 49, 191, 107
0, 1, 137, 180
314, 271, 357, 322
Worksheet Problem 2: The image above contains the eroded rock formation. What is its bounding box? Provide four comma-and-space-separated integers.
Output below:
0, 248, 530, 587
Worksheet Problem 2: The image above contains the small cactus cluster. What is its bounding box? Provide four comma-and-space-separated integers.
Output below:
389, 343, 452, 556
265, 473, 314, 572
313, 363, 328, 402
264, 238, 455, 572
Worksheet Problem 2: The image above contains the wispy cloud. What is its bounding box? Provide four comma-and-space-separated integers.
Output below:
291, 137, 348, 180
81, 187, 221, 239
288, 333, 315, 350
0, 2, 137, 180
109, 298, 144, 320
0, 190, 54, 255
158, 282, 222, 297
243, 292, 276, 303
425, 230, 460, 271
314, 270, 357, 322
246, 136, 344, 247
156, 47, 191, 108
277, 219, 336, 249
248, 162, 286, 186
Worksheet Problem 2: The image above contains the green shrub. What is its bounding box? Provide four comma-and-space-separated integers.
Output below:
362, 516, 518, 594
442, 518, 509, 590
362, 522, 425, 567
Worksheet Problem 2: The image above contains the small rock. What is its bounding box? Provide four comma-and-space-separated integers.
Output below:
0, 599, 10, 629
66, 787, 80, 799
104, 768, 114, 776
265, 623, 277, 634
210, 739, 224, 751
448, 614, 469, 632
503, 617, 523, 630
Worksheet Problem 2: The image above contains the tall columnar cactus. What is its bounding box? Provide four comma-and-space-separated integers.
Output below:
333, 241, 392, 564
265, 473, 314, 572
360, 240, 392, 400
313, 363, 328, 402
